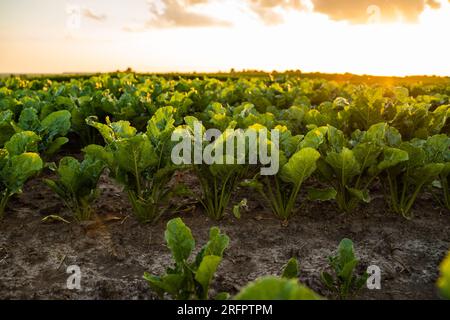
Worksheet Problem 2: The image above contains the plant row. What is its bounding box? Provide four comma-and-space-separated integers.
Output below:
1, 107, 449, 222
145, 217, 450, 300
1, 74, 449, 147
0, 74, 449, 222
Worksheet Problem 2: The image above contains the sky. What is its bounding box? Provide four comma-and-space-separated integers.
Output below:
0, 0, 449, 76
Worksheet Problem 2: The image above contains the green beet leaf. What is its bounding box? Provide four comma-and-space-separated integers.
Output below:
165, 218, 195, 264
437, 251, 450, 300
5, 131, 40, 156
307, 187, 337, 201
2, 152, 43, 194
195, 255, 222, 300
280, 148, 320, 186
281, 258, 300, 279
235, 277, 321, 300
40, 110, 71, 142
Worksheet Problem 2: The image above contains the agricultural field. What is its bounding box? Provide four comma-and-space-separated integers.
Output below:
0, 72, 449, 300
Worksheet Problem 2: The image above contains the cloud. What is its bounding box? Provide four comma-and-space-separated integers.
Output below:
247, 0, 305, 25
82, 7, 107, 22
124, 0, 306, 29
311, 0, 441, 24
145, 0, 232, 28
428, 0, 442, 9
241, 0, 442, 25
124, 0, 444, 31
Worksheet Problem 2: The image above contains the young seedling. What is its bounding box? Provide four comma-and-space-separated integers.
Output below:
144, 218, 229, 300
281, 257, 300, 279
321, 238, 368, 299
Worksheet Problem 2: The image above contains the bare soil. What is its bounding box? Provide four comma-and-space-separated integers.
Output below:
0, 166, 449, 300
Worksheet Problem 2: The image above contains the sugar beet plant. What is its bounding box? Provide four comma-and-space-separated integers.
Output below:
87, 106, 178, 223
382, 134, 448, 218
44, 149, 106, 221
173, 117, 253, 220
0, 132, 43, 219
321, 238, 368, 299
244, 125, 320, 220
144, 218, 229, 300
424, 134, 450, 211
302, 123, 409, 213
436, 158, 450, 211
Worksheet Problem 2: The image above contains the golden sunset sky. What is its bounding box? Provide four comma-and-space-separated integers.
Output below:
1, 0, 449, 76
